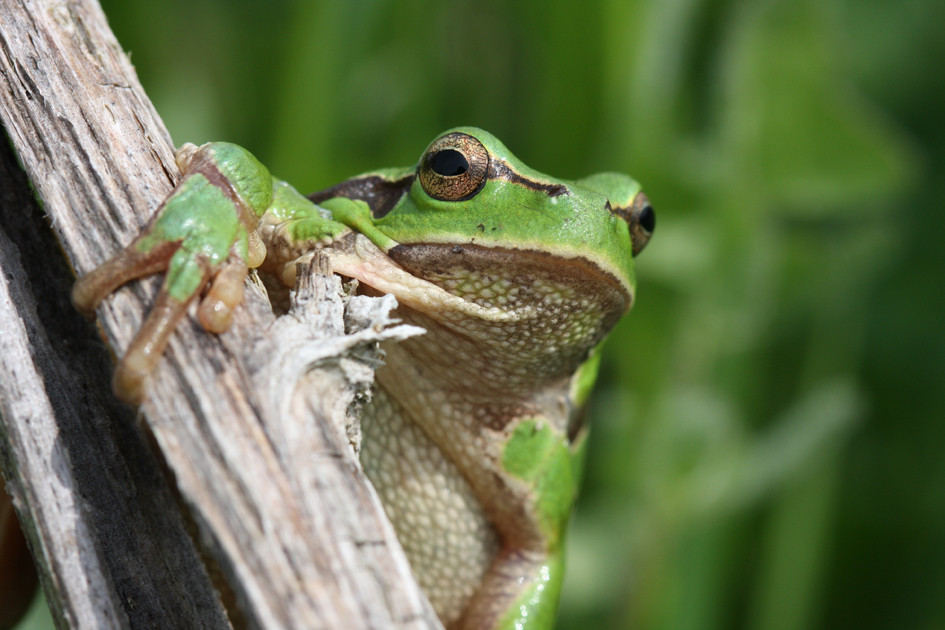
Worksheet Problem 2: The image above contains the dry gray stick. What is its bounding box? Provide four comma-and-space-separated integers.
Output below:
0, 1, 439, 628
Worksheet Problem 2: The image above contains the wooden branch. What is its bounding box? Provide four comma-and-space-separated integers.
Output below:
0, 135, 230, 629
0, 1, 440, 629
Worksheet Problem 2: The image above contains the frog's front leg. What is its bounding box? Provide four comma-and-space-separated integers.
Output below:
72, 142, 273, 403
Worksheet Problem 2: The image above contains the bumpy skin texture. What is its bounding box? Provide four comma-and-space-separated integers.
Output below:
71, 128, 654, 630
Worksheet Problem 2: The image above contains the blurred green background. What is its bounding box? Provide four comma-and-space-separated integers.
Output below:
18, 0, 945, 628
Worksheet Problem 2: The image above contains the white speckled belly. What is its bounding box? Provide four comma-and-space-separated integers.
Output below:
359, 386, 499, 626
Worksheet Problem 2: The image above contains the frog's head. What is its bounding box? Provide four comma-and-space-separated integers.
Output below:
320, 127, 654, 372
368, 126, 651, 298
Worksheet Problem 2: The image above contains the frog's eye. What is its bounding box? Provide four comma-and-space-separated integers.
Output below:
419, 132, 490, 201
629, 193, 655, 256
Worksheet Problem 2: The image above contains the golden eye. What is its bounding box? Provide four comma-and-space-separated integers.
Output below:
418, 132, 490, 201
629, 192, 655, 256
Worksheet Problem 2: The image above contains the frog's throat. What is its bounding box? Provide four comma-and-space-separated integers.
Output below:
386, 241, 633, 317
328, 234, 631, 343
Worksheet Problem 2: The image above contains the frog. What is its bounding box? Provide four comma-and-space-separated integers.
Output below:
70, 127, 654, 630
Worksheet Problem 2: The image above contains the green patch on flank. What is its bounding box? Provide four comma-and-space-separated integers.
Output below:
502, 419, 578, 547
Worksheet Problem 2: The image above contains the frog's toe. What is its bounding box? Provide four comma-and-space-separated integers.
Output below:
113, 284, 202, 404
72, 240, 179, 318
197, 257, 248, 333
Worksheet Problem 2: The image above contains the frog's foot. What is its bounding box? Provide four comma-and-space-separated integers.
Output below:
113, 256, 248, 404
73, 241, 253, 404
71, 239, 188, 403
73, 142, 274, 404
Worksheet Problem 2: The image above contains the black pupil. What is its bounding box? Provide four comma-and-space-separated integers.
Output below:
639, 205, 656, 232
430, 149, 469, 176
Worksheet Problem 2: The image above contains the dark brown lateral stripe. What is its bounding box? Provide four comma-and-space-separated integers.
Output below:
606, 200, 629, 221
489, 161, 570, 198
308, 174, 414, 219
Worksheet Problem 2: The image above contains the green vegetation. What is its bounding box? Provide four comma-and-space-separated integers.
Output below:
26, 0, 945, 628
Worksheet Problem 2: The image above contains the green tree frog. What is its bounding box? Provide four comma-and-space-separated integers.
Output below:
72, 128, 654, 630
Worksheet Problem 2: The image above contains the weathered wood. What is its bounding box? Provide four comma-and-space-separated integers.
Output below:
0, 1, 441, 629
0, 135, 230, 629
